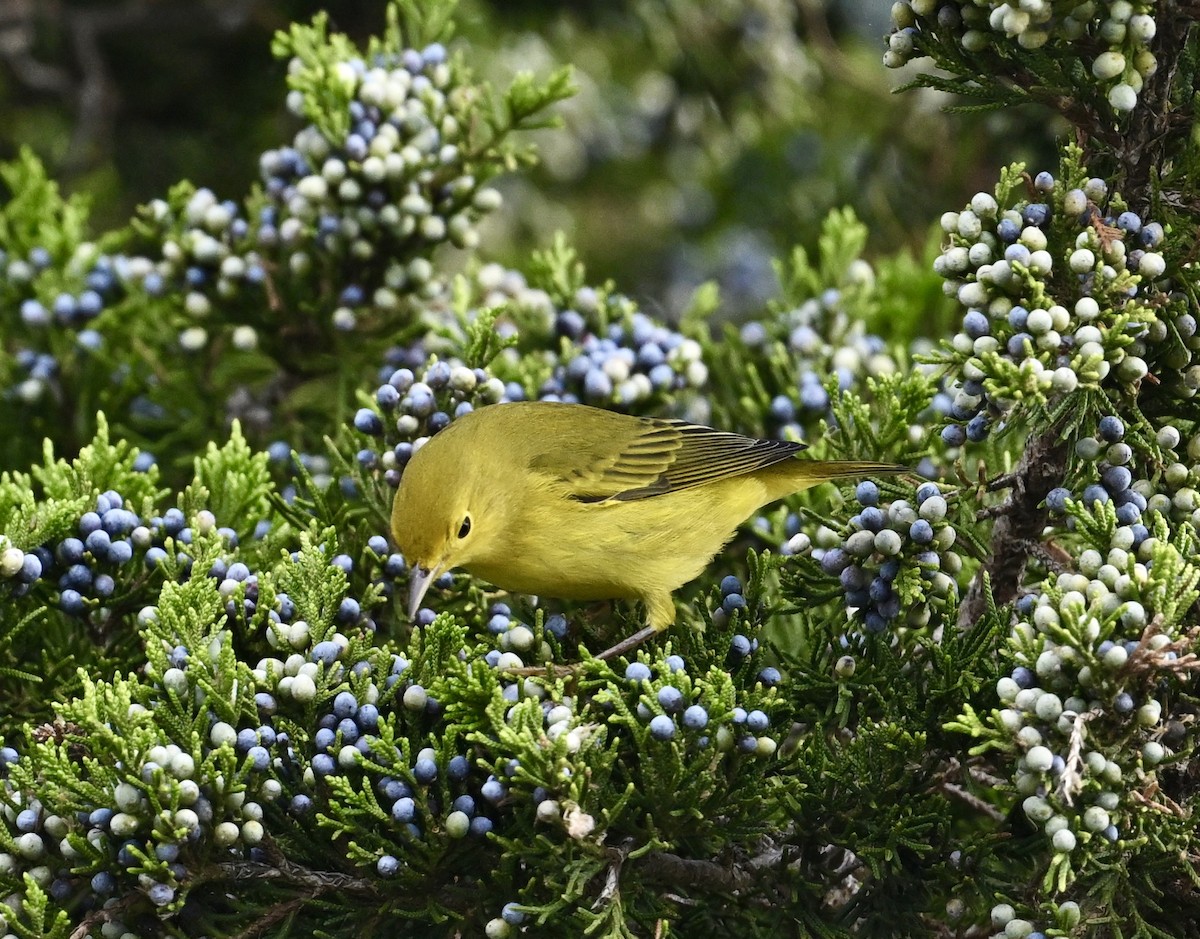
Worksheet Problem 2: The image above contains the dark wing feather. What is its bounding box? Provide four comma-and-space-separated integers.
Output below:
537, 416, 807, 503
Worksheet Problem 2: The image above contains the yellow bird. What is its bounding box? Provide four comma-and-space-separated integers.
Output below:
391, 401, 903, 657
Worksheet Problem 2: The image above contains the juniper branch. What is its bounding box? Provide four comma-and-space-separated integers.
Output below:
958, 425, 1070, 628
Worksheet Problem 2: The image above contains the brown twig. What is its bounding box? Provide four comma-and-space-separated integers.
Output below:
636, 841, 785, 894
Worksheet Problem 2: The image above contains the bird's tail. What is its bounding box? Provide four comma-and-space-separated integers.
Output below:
765, 459, 907, 503
804, 460, 908, 480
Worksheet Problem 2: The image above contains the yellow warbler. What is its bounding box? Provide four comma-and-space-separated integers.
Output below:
391, 401, 903, 655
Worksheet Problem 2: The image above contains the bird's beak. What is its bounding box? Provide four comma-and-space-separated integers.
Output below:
407, 564, 442, 620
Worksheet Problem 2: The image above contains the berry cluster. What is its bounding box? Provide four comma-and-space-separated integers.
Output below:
470, 264, 709, 409
0, 662, 282, 921
0, 489, 259, 626
985, 899, 1081, 939
735, 279, 898, 440
1, 246, 123, 404
123, 43, 503, 350
885, 0, 1159, 113
804, 481, 961, 633
623, 646, 778, 756
1069, 416, 1200, 532
1046, 414, 1142, 532
535, 302, 707, 407
927, 166, 1171, 446
956, 507, 1198, 884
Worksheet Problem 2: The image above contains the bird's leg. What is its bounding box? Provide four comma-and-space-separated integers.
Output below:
500, 623, 662, 679
594, 624, 663, 661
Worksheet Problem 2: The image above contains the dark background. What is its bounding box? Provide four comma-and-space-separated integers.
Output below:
0, 0, 1063, 318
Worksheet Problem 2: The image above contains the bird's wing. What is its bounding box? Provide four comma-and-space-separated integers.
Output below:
533, 416, 807, 503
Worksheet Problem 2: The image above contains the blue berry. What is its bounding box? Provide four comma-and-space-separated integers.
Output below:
56, 538, 85, 564
377, 854, 400, 876
1140, 223, 1163, 248
1102, 465, 1132, 493
392, 797, 416, 822
376, 384, 401, 410
799, 383, 829, 411
1046, 487, 1071, 513
413, 758, 438, 784
682, 705, 708, 729
545, 613, 568, 639
357, 704, 380, 732
649, 715, 675, 741
625, 662, 652, 682
247, 746, 270, 771
59, 589, 84, 614
470, 816, 494, 837
453, 794, 477, 816
1115, 503, 1141, 525
1097, 416, 1125, 442
312, 753, 336, 776
962, 310, 990, 338
941, 424, 966, 447
996, 218, 1020, 243
311, 641, 340, 666
859, 507, 885, 532
314, 728, 335, 752
719, 575, 743, 596
657, 686, 683, 712
447, 754, 470, 781
19, 553, 43, 581
965, 414, 990, 442
1022, 203, 1050, 226
855, 481, 880, 506
864, 611, 888, 633
820, 548, 850, 574
91, 870, 116, 894
15, 808, 40, 832
354, 408, 384, 435
915, 482, 940, 504
909, 519, 934, 544
85, 529, 111, 556
481, 778, 506, 804
1116, 211, 1142, 233
501, 903, 527, 926
333, 691, 358, 719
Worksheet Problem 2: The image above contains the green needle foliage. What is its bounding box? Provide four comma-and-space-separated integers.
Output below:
0, 2, 1198, 937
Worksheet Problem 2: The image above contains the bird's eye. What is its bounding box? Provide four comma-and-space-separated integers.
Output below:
458, 516, 472, 539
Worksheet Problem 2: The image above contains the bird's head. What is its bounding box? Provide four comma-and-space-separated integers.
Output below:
389, 424, 512, 618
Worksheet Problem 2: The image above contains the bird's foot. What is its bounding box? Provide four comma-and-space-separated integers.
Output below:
500, 625, 664, 679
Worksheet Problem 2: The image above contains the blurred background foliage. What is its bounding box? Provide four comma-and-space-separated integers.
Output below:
0, 0, 1065, 321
